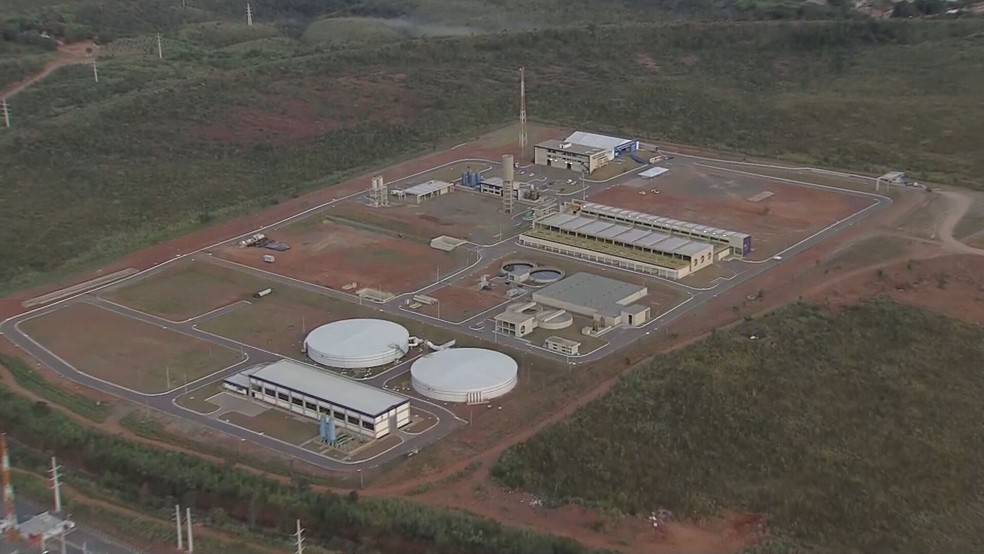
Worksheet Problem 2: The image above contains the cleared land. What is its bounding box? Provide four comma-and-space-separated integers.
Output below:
493, 301, 984, 553
216, 219, 470, 294
20, 303, 242, 393
221, 408, 319, 446
198, 285, 360, 361
330, 188, 520, 245
102, 260, 273, 321
590, 163, 875, 259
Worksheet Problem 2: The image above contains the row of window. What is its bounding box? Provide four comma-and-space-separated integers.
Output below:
254, 384, 375, 431
588, 213, 734, 247
539, 225, 698, 261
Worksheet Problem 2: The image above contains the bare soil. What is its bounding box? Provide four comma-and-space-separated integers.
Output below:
591, 163, 876, 259
216, 219, 469, 295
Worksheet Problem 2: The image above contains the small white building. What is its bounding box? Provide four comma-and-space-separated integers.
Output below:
401, 180, 454, 204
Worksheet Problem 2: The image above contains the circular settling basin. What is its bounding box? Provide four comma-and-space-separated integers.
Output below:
502, 262, 534, 274
529, 268, 564, 284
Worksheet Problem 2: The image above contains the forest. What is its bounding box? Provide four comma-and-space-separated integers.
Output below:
493, 301, 984, 553
0, 384, 599, 554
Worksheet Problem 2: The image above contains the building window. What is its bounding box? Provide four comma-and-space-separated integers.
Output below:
264, 387, 275, 396
334, 410, 345, 420
347, 415, 359, 424
361, 421, 375, 431
277, 392, 289, 401
292, 396, 303, 406
305, 401, 316, 410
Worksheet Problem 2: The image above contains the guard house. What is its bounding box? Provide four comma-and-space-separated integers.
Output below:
545, 336, 581, 356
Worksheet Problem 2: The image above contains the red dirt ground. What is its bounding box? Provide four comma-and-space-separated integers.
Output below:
591, 168, 875, 259
416, 284, 509, 323
808, 254, 984, 326
0, 126, 561, 321
216, 220, 468, 294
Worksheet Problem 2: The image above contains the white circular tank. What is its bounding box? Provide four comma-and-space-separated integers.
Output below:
411, 348, 518, 403
304, 319, 409, 369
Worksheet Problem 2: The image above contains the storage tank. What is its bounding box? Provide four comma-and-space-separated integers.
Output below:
461, 170, 471, 186
472, 171, 482, 187
304, 319, 410, 369
502, 155, 514, 184
411, 348, 518, 403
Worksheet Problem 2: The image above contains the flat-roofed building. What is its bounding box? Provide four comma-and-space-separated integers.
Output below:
534, 139, 610, 174
521, 209, 715, 279
575, 201, 752, 257
533, 272, 651, 328
563, 131, 639, 160
399, 180, 454, 204
226, 359, 410, 439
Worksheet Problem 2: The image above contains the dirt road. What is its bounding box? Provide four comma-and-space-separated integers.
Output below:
937, 190, 984, 256
0, 41, 97, 99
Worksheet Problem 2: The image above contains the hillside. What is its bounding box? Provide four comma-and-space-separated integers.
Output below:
493, 301, 984, 553
0, 19, 982, 291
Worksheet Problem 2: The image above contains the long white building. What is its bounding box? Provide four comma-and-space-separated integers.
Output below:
225, 359, 410, 439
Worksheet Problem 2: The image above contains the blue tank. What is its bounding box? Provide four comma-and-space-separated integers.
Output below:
472, 171, 482, 186
461, 170, 471, 186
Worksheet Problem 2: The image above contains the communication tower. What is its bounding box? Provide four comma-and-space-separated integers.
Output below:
519, 67, 527, 154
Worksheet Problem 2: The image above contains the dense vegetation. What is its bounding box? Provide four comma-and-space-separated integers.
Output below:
1, 18, 982, 292
493, 301, 984, 553
0, 384, 599, 554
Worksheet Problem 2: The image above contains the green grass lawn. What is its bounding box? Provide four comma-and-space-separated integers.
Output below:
493, 300, 984, 553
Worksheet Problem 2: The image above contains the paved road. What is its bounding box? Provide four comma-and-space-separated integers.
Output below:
0, 153, 893, 474
1, 500, 143, 554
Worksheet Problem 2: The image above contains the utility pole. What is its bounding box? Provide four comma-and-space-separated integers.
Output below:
156, 33, 163, 60
50, 457, 63, 513
166, 366, 171, 390
246, 3, 253, 26
293, 519, 305, 554
186, 507, 194, 553
92, 60, 99, 83
60, 532, 67, 554
1, 98, 10, 128
175, 505, 183, 551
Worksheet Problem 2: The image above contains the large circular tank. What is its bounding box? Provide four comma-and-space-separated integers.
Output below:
304, 319, 409, 369
411, 348, 518, 403
528, 268, 565, 285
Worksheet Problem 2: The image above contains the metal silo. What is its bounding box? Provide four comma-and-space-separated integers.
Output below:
502, 155, 515, 185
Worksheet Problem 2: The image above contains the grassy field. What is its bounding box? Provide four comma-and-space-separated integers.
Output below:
103, 261, 273, 320
1, 19, 982, 294
221, 409, 319, 446
21, 303, 243, 393
493, 301, 984, 553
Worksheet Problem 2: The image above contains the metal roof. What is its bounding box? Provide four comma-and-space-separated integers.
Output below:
534, 272, 646, 317
250, 359, 408, 417
639, 166, 669, 178
535, 138, 605, 156
411, 348, 518, 394
537, 214, 712, 258
578, 202, 750, 241
403, 180, 453, 196
565, 131, 634, 152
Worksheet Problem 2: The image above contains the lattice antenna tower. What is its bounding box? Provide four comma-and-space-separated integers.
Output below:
519, 67, 527, 154
1, 434, 16, 538
1, 99, 10, 128
247, 3, 253, 27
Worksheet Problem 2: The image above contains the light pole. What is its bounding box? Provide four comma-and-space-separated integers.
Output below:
357, 469, 364, 489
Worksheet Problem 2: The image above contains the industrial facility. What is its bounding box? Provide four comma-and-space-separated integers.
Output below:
1, 435, 75, 552
495, 272, 649, 339
518, 201, 750, 278
410, 348, 518, 404
534, 131, 639, 174
576, 201, 751, 257
304, 319, 410, 369
224, 359, 410, 439
392, 180, 455, 204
